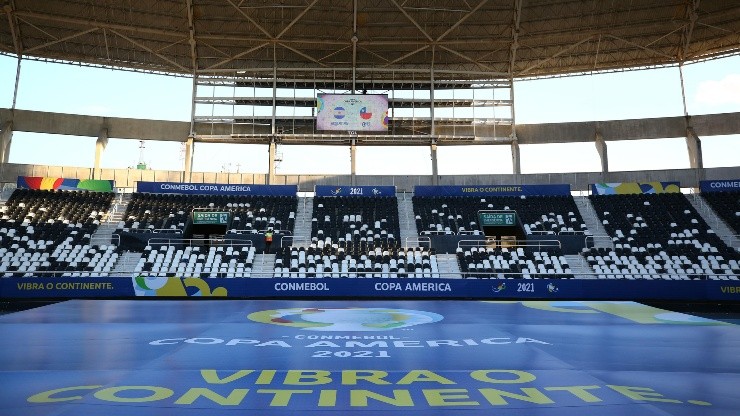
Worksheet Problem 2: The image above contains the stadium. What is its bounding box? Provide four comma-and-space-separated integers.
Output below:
0, 1, 739, 415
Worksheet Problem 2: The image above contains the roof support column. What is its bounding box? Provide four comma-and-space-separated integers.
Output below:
510, 138, 520, 177
183, 135, 194, 183
268, 138, 276, 185
595, 129, 608, 179
0, 121, 12, 166
430, 46, 436, 136
430, 140, 439, 186
271, 44, 277, 135
509, 80, 520, 176
93, 127, 108, 179
1, 54, 21, 168
686, 125, 704, 181
509, 0, 523, 176
678, 64, 704, 182
11, 57, 21, 110
350, 138, 357, 186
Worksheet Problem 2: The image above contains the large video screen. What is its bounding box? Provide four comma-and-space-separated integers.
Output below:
316, 94, 388, 131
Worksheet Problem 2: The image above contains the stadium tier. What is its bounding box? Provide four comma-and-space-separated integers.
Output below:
274, 246, 438, 279
0, 181, 737, 299
413, 195, 587, 236
700, 191, 740, 234
311, 195, 401, 249
118, 193, 298, 235
0, 189, 116, 277
583, 193, 740, 280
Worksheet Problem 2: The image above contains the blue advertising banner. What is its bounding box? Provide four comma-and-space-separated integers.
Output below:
315, 185, 396, 197
2, 276, 738, 301
414, 184, 571, 197
699, 179, 740, 193
1, 299, 738, 416
137, 181, 297, 196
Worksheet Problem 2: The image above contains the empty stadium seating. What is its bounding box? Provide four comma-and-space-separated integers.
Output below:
701, 191, 740, 234
583, 193, 740, 280
310, 196, 401, 250
134, 244, 256, 278
118, 193, 297, 234
0, 189, 115, 276
412, 195, 587, 236
456, 245, 574, 279
273, 245, 439, 278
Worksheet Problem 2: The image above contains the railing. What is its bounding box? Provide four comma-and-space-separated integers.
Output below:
457, 239, 562, 251
405, 236, 431, 248
146, 237, 254, 249
226, 229, 259, 234
584, 235, 613, 248
90, 234, 120, 247
281, 236, 311, 247
2, 270, 737, 281
728, 234, 740, 249
420, 230, 462, 235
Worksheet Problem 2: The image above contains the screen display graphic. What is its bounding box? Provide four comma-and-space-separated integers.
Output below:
316, 94, 388, 131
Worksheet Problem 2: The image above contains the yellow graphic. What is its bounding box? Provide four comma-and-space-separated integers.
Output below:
483, 301, 729, 325
27, 369, 713, 408
132, 276, 227, 297
594, 182, 681, 195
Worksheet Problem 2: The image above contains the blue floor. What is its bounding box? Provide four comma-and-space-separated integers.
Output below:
1, 299, 738, 415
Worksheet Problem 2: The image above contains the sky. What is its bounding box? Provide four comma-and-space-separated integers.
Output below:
0, 53, 738, 176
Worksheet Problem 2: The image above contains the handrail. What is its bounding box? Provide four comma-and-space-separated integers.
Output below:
2, 270, 735, 280
457, 239, 562, 250
281, 236, 311, 247
153, 228, 183, 233
405, 236, 431, 248
584, 235, 613, 248
226, 229, 259, 234
89, 234, 120, 247
146, 237, 254, 248
728, 234, 740, 249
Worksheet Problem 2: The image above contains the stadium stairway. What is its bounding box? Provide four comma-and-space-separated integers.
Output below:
687, 193, 739, 251
91, 192, 132, 246
573, 195, 614, 249
251, 254, 276, 278
435, 253, 462, 278
397, 193, 419, 248
291, 196, 313, 247
112, 251, 143, 277
563, 254, 595, 278
0, 183, 16, 201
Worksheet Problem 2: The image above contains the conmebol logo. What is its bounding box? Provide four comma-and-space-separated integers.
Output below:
248, 307, 443, 331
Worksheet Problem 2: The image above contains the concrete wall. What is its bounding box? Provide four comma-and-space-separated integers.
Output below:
2, 108, 739, 144
1, 108, 738, 192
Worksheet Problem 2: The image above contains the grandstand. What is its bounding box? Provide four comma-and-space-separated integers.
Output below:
0, 2, 739, 416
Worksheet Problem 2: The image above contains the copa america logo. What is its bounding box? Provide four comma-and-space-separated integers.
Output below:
248, 307, 443, 331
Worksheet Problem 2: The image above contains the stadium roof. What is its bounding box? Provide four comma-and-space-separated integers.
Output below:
1, 0, 739, 81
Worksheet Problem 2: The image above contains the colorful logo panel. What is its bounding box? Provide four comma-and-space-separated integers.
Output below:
248, 307, 444, 331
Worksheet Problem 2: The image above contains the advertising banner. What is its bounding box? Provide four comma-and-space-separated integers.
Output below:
1, 299, 737, 416
699, 179, 740, 193
591, 182, 681, 195
414, 184, 571, 197
2, 276, 738, 301
136, 181, 297, 196
315, 185, 396, 197
16, 176, 114, 192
